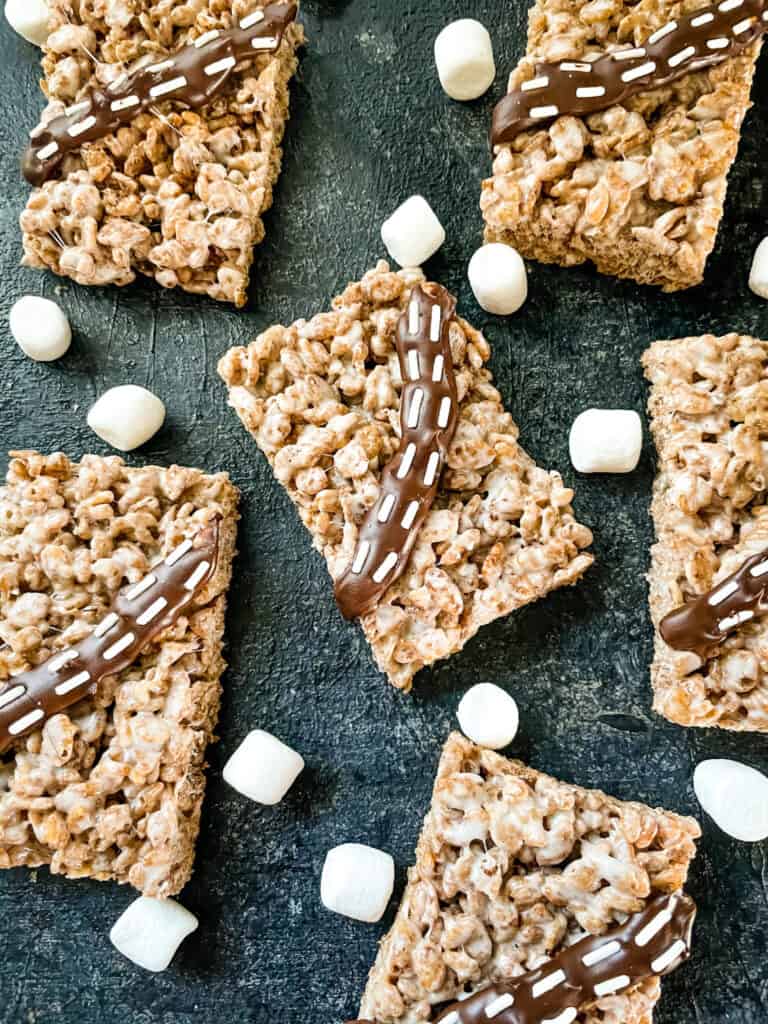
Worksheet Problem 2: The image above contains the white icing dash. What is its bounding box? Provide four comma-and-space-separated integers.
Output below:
576, 85, 606, 98
407, 389, 424, 429
593, 975, 630, 997
136, 597, 169, 626
65, 101, 90, 117
749, 559, 768, 577
377, 494, 396, 524
719, 609, 754, 631
251, 35, 278, 49
708, 579, 739, 605
8, 708, 45, 735
437, 396, 452, 429
530, 104, 559, 118
407, 350, 420, 380
401, 500, 420, 530
691, 11, 715, 25
67, 116, 97, 137
432, 354, 445, 382
103, 632, 136, 661
351, 541, 370, 575
205, 56, 237, 75
430, 304, 442, 342
397, 443, 417, 479
0, 686, 25, 710
441, 1015, 460, 1024
764, 9, 768, 19
521, 75, 550, 91
484, 993, 514, 1017
719, 0, 743, 10
48, 649, 79, 674
165, 538, 193, 566
621, 60, 657, 81
372, 552, 398, 584
542, 1010, 578, 1024
423, 451, 442, 487
147, 59, 174, 74
408, 299, 420, 336
149, 75, 187, 98
111, 95, 140, 112
668, 45, 696, 66
55, 670, 91, 696
612, 46, 647, 60
706, 35, 730, 47
635, 902, 674, 947
582, 940, 621, 966
184, 561, 211, 591
240, 9, 265, 28
560, 61, 592, 72
194, 29, 220, 46
126, 574, 157, 601
37, 142, 59, 160
108, 73, 128, 92
651, 939, 687, 974
94, 612, 120, 639
733, 16, 755, 32
648, 20, 677, 43
532, 970, 566, 999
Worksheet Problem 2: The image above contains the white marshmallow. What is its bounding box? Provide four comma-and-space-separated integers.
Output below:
9, 295, 71, 361
748, 237, 768, 299
694, 759, 768, 843
321, 843, 395, 923
381, 195, 445, 268
4, 0, 50, 45
87, 384, 166, 452
110, 896, 198, 972
223, 729, 304, 806
434, 19, 496, 101
569, 409, 642, 474
468, 244, 528, 315
458, 683, 519, 749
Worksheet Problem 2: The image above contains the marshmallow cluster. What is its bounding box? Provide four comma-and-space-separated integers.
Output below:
223, 729, 304, 805
468, 244, 528, 315
458, 683, 519, 749
569, 409, 643, 474
694, 759, 768, 842
748, 237, 768, 299
321, 843, 394, 923
381, 195, 445, 268
87, 384, 166, 452
110, 896, 198, 972
9, 295, 71, 361
4, 0, 50, 45
434, 19, 495, 101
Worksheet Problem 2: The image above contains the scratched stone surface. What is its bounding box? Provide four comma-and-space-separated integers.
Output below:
0, 2, 767, 1022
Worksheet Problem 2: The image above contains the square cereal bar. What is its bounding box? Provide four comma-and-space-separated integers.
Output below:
218, 261, 594, 691
20, 1, 303, 306
0, 450, 239, 895
481, 0, 762, 292
358, 732, 700, 1023
644, 332, 768, 730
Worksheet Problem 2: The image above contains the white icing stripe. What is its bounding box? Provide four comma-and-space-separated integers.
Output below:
707, 35, 730, 46
612, 46, 647, 60
194, 29, 220, 46
407, 350, 420, 380
635, 901, 674, 947
251, 34, 278, 48
239, 9, 265, 28
372, 552, 398, 583
48, 649, 79, 674
408, 299, 420, 335
166, 539, 193, 566
67, 116, 97, 137
531, 970, 566, 998
65, 101, 90, 117
691, 11, 715, 24
149, 75, 188, 98
103, 632, 136, 661
441, 1014, 460, 1024
126, 574, 157, 601
55, 670, 91, 696
184, 561, 211, 591
37, 142, 59, 160
423, 451, 441, 486
582, 939, 621, 966
430, 305, 442, 342
432, 354, 445, 382
437, 396, 452, 429
733, 16, 754, 32
108, 73, 128, 92
205, 56, 237, 76
708, 579, 739, 605
719, 609, 754, 630
136, 597, 168, 626
719, 0, 743, 10
530, 104, 559, 118
521, 75, 549, 90
147, 59, 174, 73
484, 993, 514, 1017
0, 686, 25, 710
648, 20, 677, 43
593, 975, 630, 997
651, 939, 687, 974
397, 443, 417, 479
560, 61, 592, 72
94, 612, 119, 639
576, 85, 606, 98
407, 389, 424, 429
668, 45, 696, 66
401, 500, 419, 530
111, 95, 139, 112
621, 60, 657, 81
749, 558, 768, 577
543, 1010, 578, 1024
351, 541, 370, 574
8, 709, 45, 735
377, 494, 396, 524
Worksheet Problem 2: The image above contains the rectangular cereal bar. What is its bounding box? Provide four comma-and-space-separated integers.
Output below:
218, 261, 594, 691
0, 450, 239, 895
20, 1, 303, 306
358, 732, 700, 1023
481, 0, 763, 291
644, 332, 768, 730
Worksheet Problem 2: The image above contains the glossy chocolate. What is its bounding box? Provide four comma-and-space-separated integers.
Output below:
333, 284, 459, 620
492, 0, 767, 146
0, 522, 219, 752
23, 2, 297, 186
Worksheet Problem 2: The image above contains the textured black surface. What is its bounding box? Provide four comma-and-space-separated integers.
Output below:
0, 2, 767, 1023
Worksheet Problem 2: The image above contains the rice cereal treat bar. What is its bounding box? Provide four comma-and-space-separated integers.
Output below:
481, 0, 765, 292
218, 261, 594, 691
644, 333, 768, 730
20, 2, 303, 306
0, 450, 239, 895
357, 732, 701, 1023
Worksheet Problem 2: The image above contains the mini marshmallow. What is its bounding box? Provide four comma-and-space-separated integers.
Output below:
434, 19, 496, 101
748, 237, 768, 299
381, 195, 445, 268
468, 244, 528, 315
458, 683, 519, 749
4, 0, 50, 45
569, 409, 642, 474
9, 295, 71, 361
223, 729, 304, 805
110, 896, 198, 972
87, 384, 166, 452
694, 759, 768, 843
321, 843, 395, 923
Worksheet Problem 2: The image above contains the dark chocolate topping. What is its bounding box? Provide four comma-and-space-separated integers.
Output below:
22, 2, 297, 187
0, 522, 219, 753
333, 284, 459, 620
659, 546, 768, 658
432, 893, 696, 1024
492, 0, 767, 146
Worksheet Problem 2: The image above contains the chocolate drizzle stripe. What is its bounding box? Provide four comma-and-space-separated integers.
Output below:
333, 284, 459, 620
0, 522, 220, 753
492, 0, 767, 146
430, 893, 696, 1024
659, 546, 768, 658
22, 2, 298, 187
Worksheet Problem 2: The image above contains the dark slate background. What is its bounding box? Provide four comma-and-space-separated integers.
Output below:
1, 2, 767, 1022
